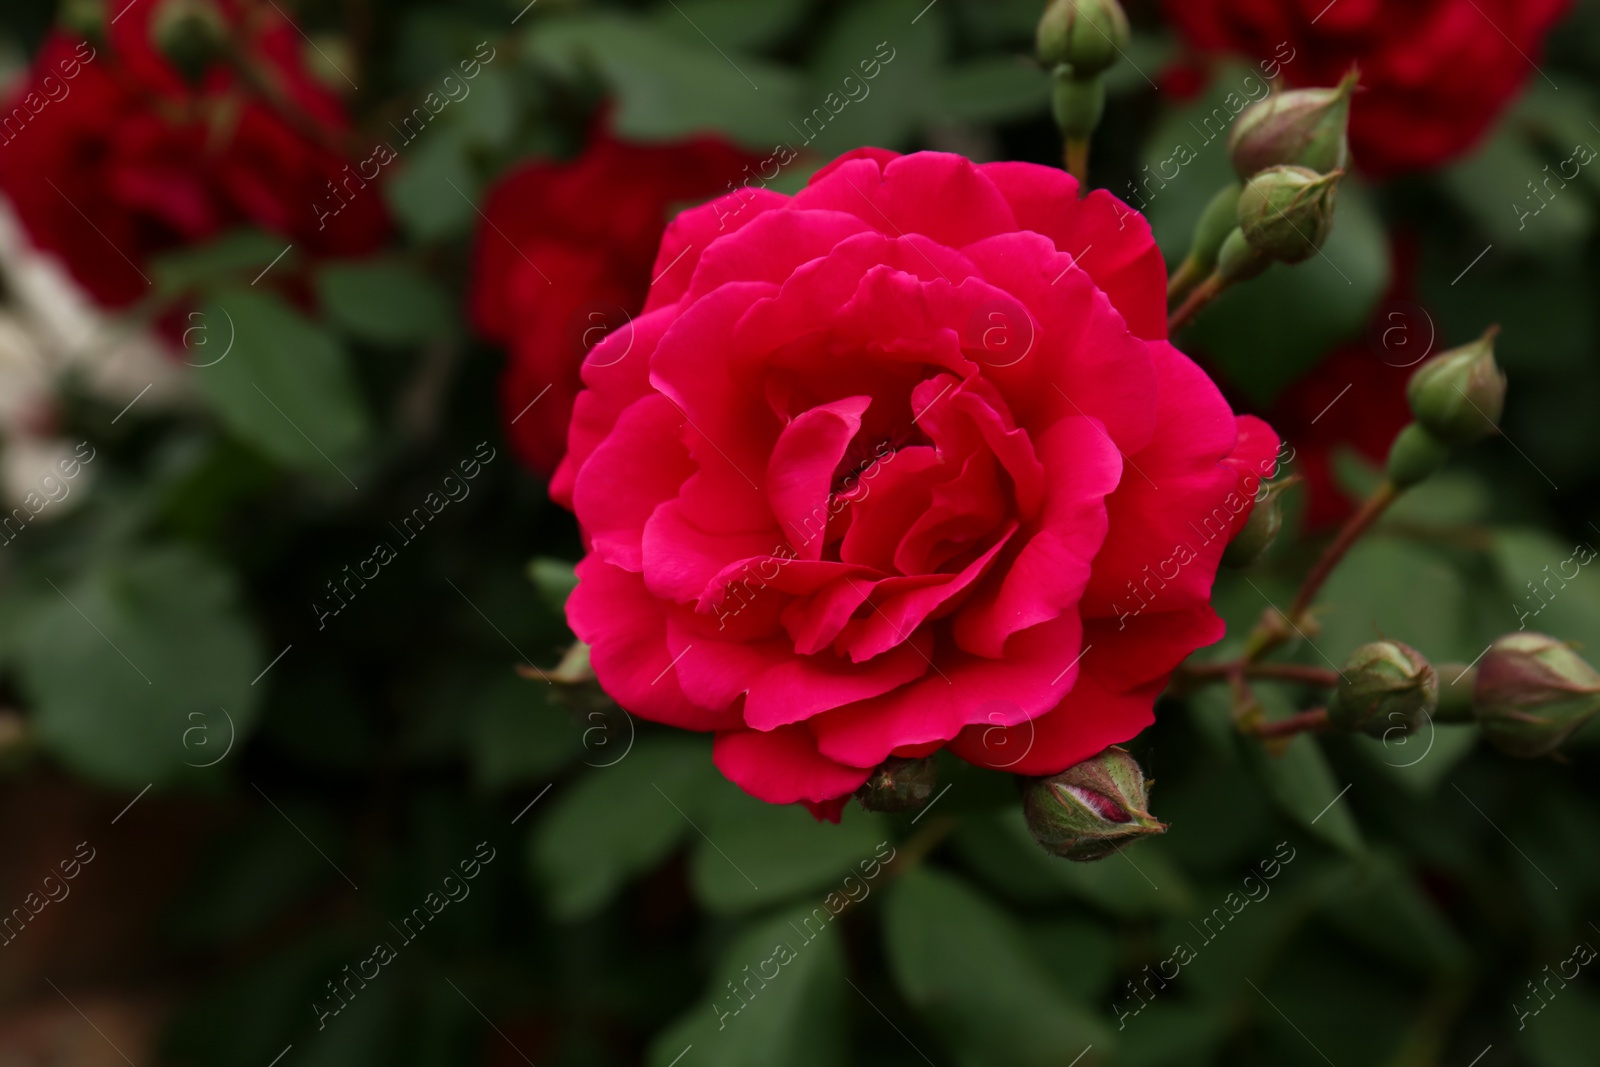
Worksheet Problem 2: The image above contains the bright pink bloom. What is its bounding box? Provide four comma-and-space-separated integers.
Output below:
557, 149, 1278, 813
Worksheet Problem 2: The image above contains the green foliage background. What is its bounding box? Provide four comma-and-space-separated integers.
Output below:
3, 0, 1600, 1064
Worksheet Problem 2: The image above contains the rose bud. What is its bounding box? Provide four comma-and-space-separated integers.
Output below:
1228, 70, 1358, 179
1385, 423, 1450, 489
61, 0, 106, 42
548, 641, 595, 685
1474, 633, 1600, 758
1051, 72, 1106, 141
1023, 746, 1165, 862
150, 0, 229, 84
1236, 166, 1342, 265
1222, 479, 1287, 569
856, 756, 938, 814
1329, 640, 1437, 737
1036, 0, 1130, 78
1406, 328, 1506, 446
1216, 227, 1270, 284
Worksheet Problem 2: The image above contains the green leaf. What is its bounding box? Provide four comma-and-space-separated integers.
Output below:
527, 14, 804, 148
453, 62, 518, 149
19, 547, 263, 787
1028, 917, 1118, 1002
315, 260, 453, 346
936, 57, 1049, 125
1492, 528, 1600, 651
1523, 986, 1600, 1067
168, 813, 339, 947
689, 779, 891, 914
1244, 727, 1364, 857
528, 556, 579, 615
1315, 538, 1477, 663
802, 0, 943, 156
1353, 723, 1480, 796
530, 736, 717, 920
648, 903, 849, 1067
1117, 1003, 1233, 1067
885, 866, 1114, 1066
1442, 125, 1592, 263
149, 230, 292, 300
469, 673, 570, 790
954, 808, 1194, 917
192, 289, 369, 478
386, 125, 478, 243
648, 0, 809, 52
1317, 851, 1469, 978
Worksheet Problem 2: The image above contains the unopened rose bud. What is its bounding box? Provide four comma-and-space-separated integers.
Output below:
549, 641, 595, 685
1036, 0, 1130, 77
1023, 746, 1165, 861
1051, 68, 1106, 140
151, 0, 227, 83
1406, 328, 1506, 446
1474, 632, 1600, 758
1329, 640, 1437, 737
1216, 227, 1269, 284
60, 0, 105, 42
1223, 480, 1287, 569
1236, 166, 1341, 265
1229, 70, 1357, 179
1385, 423, 1450, 489
856, 756, 938, 813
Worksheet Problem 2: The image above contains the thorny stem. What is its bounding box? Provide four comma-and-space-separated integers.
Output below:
1167, 256, 1207, 304
1182, 662, 1341, 688
1248, 707, 1329, 740
1168, 273, 1227, 333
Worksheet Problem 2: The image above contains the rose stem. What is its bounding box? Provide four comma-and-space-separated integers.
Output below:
1184, 662, 1341, 687
1168, 273, 1227, 333
1285, 480, 1402, 627
1065, 137, 1090, 188
1167, 256, 1206, 304
1249, 707, 1330, 740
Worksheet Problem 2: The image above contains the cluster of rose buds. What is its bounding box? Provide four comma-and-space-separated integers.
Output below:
1312, 632, 1600, 759
1170, 71, 1357, 322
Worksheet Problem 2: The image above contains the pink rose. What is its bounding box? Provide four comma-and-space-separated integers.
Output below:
555, 149, 1278, 819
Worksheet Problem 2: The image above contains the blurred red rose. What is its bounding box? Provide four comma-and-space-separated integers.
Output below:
1268, 237, 1423, 528
0, 0, 387, 308
1162, 0, 1570, 175
469, 127, 760, 476
555, 148, 1278, 816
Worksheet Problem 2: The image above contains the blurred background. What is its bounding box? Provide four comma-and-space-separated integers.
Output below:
0, 0, 1599, 1064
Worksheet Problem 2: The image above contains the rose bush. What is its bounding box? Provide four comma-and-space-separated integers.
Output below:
1162, 0, 1570, 174
554, 148, 1279, 817
470, 126, 757, 475
0, 0, 386, 307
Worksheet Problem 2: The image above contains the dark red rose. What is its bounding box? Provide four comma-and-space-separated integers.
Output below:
0, 0, 387, 308
1162, 0, 1570, 175
469, 126, 761, 476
